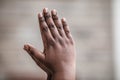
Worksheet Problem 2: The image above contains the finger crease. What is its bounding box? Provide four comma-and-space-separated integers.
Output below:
42, 26, 48, 32
52, 16, 58, 20
48, 24, 55, 29
44, 13, 51, 19
39, 18, 45, 22
66, 30, 70, 34
63, 22, 67, 26
57, 26, 62, 30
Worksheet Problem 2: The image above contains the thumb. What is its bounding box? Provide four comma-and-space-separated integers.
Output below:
23, 43, 45, 62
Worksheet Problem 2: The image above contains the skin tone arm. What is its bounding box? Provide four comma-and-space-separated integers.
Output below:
24, 8, 76, 80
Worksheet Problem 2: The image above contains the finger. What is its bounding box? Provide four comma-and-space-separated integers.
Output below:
24, 45, 52, 74
43, 8, 59, 39
51, 9, 65, 37
24, 43, 45, 62
38, 13, 54, 47
38, 13, 47, 48
29, 54, 52, 74
61, 18, 72, 39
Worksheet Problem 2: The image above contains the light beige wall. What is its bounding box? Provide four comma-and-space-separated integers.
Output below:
0, 0, 113, 80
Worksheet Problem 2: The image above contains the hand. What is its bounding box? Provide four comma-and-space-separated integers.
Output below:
24, 8, 76, 80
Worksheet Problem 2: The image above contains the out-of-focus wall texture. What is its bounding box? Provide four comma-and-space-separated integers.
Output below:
0, 0, 113, 80
113, 0, 120, 80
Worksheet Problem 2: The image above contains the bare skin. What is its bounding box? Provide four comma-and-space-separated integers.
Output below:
24, 8, 76, 80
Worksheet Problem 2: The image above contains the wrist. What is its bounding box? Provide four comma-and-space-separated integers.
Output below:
47, 64, 75, 80
52, 65, 76, 80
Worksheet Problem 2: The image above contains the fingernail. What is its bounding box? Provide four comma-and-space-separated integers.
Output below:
62, 18, 66, 22
24, 44, 30, 51
44, 8, 48, 13
52, 9, 57, 15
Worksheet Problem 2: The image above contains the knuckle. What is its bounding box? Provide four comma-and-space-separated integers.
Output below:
70, 40, 74, 45
44, 13, 51, 19
48, 24, 55, 29
29, 48, 34, 55
58, 38, 64, 46
52, 15, 58, 20
69, 38, 74, 45
65, 38, 74, 45
42, 26, 48, 32
63, 22, 67, 26
65, 38, 69, 44
66, 30, 70, 34
57, 26, 62, 30
39, 17, 45, 22
47, 38, 55, 47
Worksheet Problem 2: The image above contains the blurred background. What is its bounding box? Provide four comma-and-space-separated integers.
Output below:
0, 0, 119, 80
